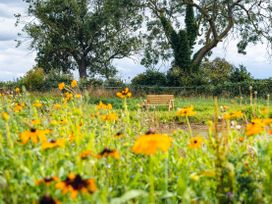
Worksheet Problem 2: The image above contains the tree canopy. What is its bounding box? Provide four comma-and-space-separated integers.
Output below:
17, 0, 142, 79
141, 0, 272, 75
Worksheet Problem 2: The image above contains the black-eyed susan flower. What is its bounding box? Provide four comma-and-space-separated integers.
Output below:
188, 136, 203, 149
41, 139, 65, 150
71, 80, 77, 88
53, 103, 61, 110
96, 101, 112, 110
58, 82, 65, 91
31, 119, 41, 125
13, 103, 25, 112
114, 131, 123, 138
223, 111, 243, 120
1, 112, 9, 121
246, 119, 264, 136
15, 87, 20, 93
64, 92, 73, 101
38, 195, 60, 204
75, 94, 81, 99
55, 174, 96, 199
176, 106, 196, 117
116, 87, 132, 98
33, 100, 43, 108
36, 176, 59, 186
20, 128, 50, 144
97, 148, 120, 159
132, 134, 172, 155
80, 150, 93, 160
100, 113, 118, 122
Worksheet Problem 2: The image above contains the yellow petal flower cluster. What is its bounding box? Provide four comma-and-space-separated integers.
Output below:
176, 106, 196, 117
116, 87, 132, 98
223, 111, 244, 120
132, 133, 172, 155
96, 101, 112, 110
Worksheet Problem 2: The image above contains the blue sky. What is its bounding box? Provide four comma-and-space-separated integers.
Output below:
0, 0, 271, 82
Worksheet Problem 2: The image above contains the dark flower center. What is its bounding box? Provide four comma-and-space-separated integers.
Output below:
30, 128, 37, 133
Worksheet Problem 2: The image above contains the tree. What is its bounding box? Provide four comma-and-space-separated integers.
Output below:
141, 0, 272, 75
229, 65, 252, 83
131, 69, 167, 86
17, 0, 142, 79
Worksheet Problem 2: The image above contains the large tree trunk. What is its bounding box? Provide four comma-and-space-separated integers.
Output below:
78, 60, 88, 79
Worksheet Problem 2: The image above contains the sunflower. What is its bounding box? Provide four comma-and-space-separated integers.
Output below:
55, 174, 96, 199
71, 80, 77, 88
41, 139, 65, 150
188, 136, 203, 149
58, 82, 65, 91
36, 176, 59, 186
132, 134, 172, 155
176, 106, 196, 117
245, 119, 265, 136
97, 148, 120, 159
116, 87, 132, 98
20, 128, 50, 144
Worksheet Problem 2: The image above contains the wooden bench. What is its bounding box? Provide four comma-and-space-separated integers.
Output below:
143, 95, 174, 111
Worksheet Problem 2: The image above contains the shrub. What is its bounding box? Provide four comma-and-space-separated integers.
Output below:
131, 70, 167, 86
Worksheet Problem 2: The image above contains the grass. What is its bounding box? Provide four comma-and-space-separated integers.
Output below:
0, 87, 272, 203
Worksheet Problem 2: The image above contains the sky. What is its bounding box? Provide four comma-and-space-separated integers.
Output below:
0, 0, 271, 82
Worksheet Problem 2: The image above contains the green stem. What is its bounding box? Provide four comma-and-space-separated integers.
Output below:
149, 156, 155, 204
186, 116, 193, 137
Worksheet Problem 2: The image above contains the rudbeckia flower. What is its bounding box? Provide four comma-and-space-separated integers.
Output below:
96, 101, 112, 110
41, 139, 65, 150
188, 136, 203, 149
97, 148, 120, 159
13, 103, 25, 112
33, 100, 43, 108
100, 113, 118, 122
1, 112, 9, 121
20, 128, 50, 144
71, 80, 77, 88
36, 176, 59, 186
176, 106, 196, 117
116, 87, 132, 98
38, 195, 60, 204
58, 82, 65, 91
55, 174, 96, 199
246, 119, 265, 136
80, 150, 93, 160
53, 103, 62, 110
223, 111, 244, 120
132, 134, 172, 155
31, 119, 41, 125
15, 87, 20, 93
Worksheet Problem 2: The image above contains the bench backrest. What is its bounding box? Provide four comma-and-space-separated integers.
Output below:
146, 95, 174, 104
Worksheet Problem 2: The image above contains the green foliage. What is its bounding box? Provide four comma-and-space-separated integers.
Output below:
229, 65, 253, 83
19, 67, 46, 91
131, 70, 167, 86
18, 0, 142, 79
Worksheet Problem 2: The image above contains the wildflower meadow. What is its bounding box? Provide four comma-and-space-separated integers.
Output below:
0, 81, 272, 204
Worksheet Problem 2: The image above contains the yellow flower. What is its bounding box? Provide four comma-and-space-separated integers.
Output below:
1, 112, 9, 121
188, 136, 203, 149
71, 80, 77, 88
36, 176, 59, 186
55, 174, 96, 199
96, 148, 120, 159
15, 87, 20, 93
100, 112, 118, 122
176, 106, 196, 117
96, 101, 112, 110
41, 139, 65, 150
33, 100, 42, 107
223, 111, 244, 120
53, 103, 61, 110
75, 94, 81, 99
58, 82, 65, 90
132, 134, 172, 155
64, 92, 73, 101
246, 119, 264, 136
80, 150, 93, 159
20, 128, 50, 144
116, 87, 132, 98
13, 103, 25, 112
31, 119, 41, 125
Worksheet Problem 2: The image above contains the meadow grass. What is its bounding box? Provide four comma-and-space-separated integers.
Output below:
0, 86, 272, 203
